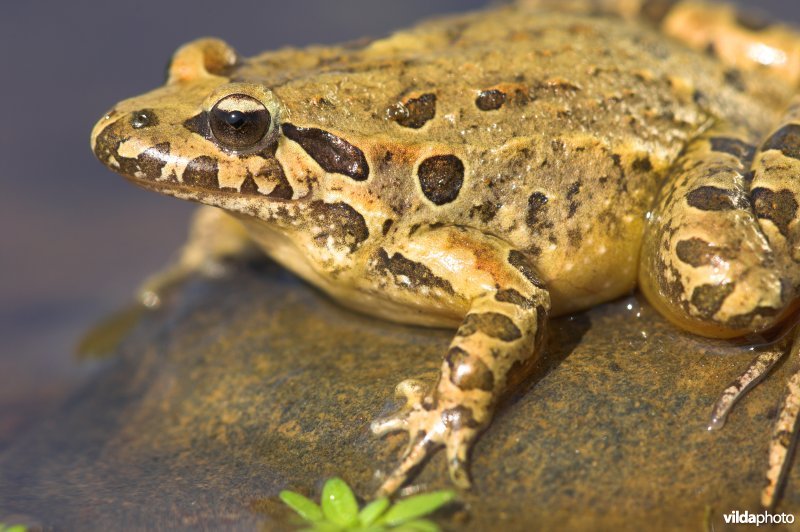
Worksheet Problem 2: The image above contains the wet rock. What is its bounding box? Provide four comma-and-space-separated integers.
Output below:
1, 259, 798, 530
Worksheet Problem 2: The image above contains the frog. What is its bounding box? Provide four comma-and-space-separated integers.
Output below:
90, 0, 800, 507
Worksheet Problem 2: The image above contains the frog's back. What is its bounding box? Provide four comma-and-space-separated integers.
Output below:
229, 7, 791, 311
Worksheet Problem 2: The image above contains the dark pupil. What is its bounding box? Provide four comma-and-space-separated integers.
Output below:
225, 111, 246, 129
209, 94, 271, 150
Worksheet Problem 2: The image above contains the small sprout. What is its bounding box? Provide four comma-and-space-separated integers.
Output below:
280, 490, 324, 523
358, 498, 389, 527
376, 491, 457, 528
0, 525, 28, 532
321, 478, 359, 527
279, 477, 455, 531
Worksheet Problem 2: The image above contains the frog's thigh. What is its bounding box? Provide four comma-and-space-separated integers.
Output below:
139, 205, 258, 307
369, 226, 550, 495
660, 2, 800, 86
639, 123, 792, 338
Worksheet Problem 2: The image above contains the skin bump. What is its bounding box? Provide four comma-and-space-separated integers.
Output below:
389, 93, 437, 129
526, 192, 549, 228
441, 405, 480, 430
446, 347, 495, 391
475, 89, 506, 111
417, 155, 464, 205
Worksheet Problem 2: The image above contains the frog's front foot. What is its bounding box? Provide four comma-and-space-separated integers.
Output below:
372, 378, 485, 496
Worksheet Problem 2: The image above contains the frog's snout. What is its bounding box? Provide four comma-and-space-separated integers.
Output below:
91, 108, 172, 183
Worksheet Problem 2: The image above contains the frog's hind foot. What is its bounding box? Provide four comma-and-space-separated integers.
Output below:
708, 328, 800, 509
764, 360, 800, 509
371, 379, 481, 497
708, 343, 787, 431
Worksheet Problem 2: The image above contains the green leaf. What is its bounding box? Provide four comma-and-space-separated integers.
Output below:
279, 490, 324, 522
393, 518, 441, 532
359, 497, 390, 526
321, 477, 359, 527
392, 519, 440, 532
1, 526, 29, 532
378, 491, 456, 526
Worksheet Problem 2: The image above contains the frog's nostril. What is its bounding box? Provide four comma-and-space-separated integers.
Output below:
131, 109, 159, 129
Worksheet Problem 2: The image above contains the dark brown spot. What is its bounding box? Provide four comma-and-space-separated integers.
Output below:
441, 405, 480, 430
381, 219, 394, 236
567, 228, 583, 247
508, 250, 546, 289
762, 124, 800, 161
535, 304, 548, 346
308, 201, 369, 252
775, 429, 794, 450
752, 187, 798, 237
446, 347, 494, 391
469, 201, 499, 223
723, 69, 746, 92
691, 282, 735, 319
710, 136, 755, 162
457, 312, 522, 342
374, 249, 454, 294
525, 192, 549, 227
183, 155, 218, 188
239, 172, 259, 194
389, 93, 437, 129
686, 186, 744, 211
417, 155, 464, 205
641, 0, 678, 23
475, 90, 506, 111
134, 143, 170, 180
257, 158, 293, 199
282, 123, 369, 181
675, 238, 729, 267
724, 305, 781, 330
495, 288, 533, 309
93, 125, 169, 181
183, 111, 209, 137
632, 156, 653, 172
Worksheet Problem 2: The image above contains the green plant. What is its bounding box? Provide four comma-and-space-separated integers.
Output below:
279, 477, 456, 531
0, 524, 28, 532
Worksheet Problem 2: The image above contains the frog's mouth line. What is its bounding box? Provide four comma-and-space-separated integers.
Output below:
121, 173, 302, 208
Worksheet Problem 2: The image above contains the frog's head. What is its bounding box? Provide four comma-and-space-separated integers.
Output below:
92, 38, 349, 220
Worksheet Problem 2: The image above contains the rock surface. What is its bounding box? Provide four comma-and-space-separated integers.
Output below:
1, 259, 799, 530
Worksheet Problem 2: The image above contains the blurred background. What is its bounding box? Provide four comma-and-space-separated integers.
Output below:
1, 0, 799, 443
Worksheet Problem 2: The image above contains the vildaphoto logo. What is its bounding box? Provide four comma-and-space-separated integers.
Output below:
723, 510, 795, 526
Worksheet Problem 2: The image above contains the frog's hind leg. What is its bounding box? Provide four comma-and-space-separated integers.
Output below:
642, 101, 800, 507
658, 1, 800, 87
761, 329, 800, 508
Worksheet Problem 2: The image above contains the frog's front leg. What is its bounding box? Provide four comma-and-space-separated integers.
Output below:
367, 226, 549, 496
138, 205, 258, 308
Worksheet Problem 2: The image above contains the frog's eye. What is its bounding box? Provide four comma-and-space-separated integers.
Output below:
209, 94, 271, 150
